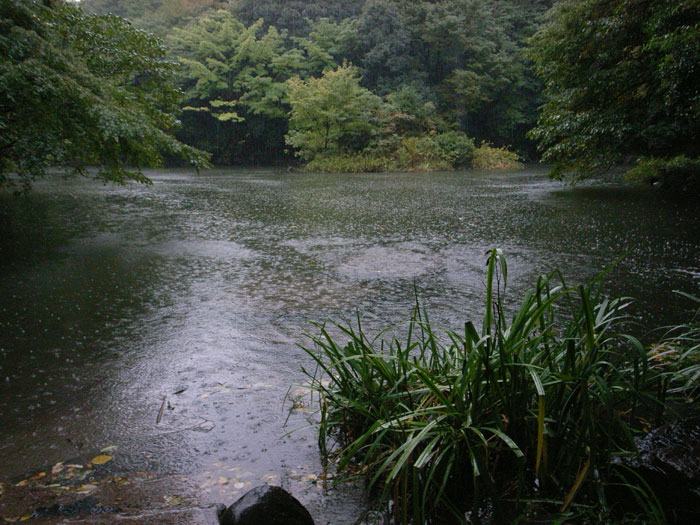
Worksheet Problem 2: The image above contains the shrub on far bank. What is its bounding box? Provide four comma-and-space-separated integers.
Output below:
625, 156, 700, 190
433, 130, 476, 167
471, 143, 523, 169
303, 131, 491, 173
305, 152, 393, 173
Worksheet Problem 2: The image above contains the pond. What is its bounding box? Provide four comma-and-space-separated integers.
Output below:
0, 168, 698, 522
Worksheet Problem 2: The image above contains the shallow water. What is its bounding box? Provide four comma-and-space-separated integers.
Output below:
0, 168, 698, 521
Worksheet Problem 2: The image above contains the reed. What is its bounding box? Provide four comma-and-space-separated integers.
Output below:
301, 250, 699, 523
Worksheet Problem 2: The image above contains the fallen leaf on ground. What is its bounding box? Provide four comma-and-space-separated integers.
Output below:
51, 462, 64, 475
78, 470, 94, 480
300, 474, 318, 482
90, 454, 113, 465
164, 495, 183, 506
76, 483, 98, 494
101, 445, 118, 452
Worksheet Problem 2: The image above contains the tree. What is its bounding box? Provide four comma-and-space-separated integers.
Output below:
394, 0, 545, 153
233, 0, 363, 37
0, 0, 208, 190
347, 0, 413, 94
285, 64, 383, 161
81, 0, 224, 36
169, 10, 336, 164
529, 0, 700, 180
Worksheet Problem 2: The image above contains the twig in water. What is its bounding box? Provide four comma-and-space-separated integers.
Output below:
156, 395, 167, 424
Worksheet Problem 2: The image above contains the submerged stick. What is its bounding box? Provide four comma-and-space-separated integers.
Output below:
156, 395, 167, 424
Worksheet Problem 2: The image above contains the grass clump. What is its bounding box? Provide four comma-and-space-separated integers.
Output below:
301, 250, 699, 523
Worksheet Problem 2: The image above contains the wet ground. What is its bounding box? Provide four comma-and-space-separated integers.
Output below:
0, 168, 698, 523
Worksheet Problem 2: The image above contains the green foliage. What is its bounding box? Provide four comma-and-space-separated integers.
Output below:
233, 0, 363, 37
81, 0, 223, 36
624, 156, 700, 190
168, 10, 340, 164
346, 0, 413, 94
301, 250, 699, 523
305, 152, 393, 174
398, 0, 546, 152
0, 0, 209, 190
471, 143, 522, 169
434, 131, 476, 167
170, 13, 299, 121
385, 84, 443, 136
286, 64, 383, 161
529, 0, 700, 180
302, 131, 475, 173
80, 1, 552, 166
285, 63, 484, 171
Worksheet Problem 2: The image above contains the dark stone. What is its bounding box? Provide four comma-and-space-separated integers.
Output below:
33, 496, 121, 517
217, 485, 314, 525
623, 415, 700, 522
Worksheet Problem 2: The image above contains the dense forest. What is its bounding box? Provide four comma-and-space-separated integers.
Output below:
2, 0, 699, 185
79, 0, 551, 170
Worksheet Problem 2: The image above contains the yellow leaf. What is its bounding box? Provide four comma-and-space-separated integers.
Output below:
20, 516, 31, 522
3, 516, 19, 523
90, 454, 113, 465
164, 495, 183, 506
15, 480, 29, 487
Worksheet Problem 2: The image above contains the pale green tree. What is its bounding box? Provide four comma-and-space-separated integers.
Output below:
285, 64, 383, 161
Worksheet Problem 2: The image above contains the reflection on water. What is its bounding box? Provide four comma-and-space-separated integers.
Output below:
0, 168, 698, 521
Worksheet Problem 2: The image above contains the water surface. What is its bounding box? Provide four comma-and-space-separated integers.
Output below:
1, 168, 698, 521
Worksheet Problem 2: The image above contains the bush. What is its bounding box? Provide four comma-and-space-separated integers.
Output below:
471, 143, 522, 169
302, 131, 477, 173
301, 250, 699, 523
392, 135, 452, 171
434, 130, 476, 167
625, 156, 700, 190
305, 152, 392, 173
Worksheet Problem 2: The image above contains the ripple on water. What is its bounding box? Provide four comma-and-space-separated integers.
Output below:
336, 243, 441, 280
152, 240, 256, 260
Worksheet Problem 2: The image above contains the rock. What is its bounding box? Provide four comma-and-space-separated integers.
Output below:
623, 415, 700, 522
631, 415, 700, 481
33, 496, 121, 517
217, 485, 314, 525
